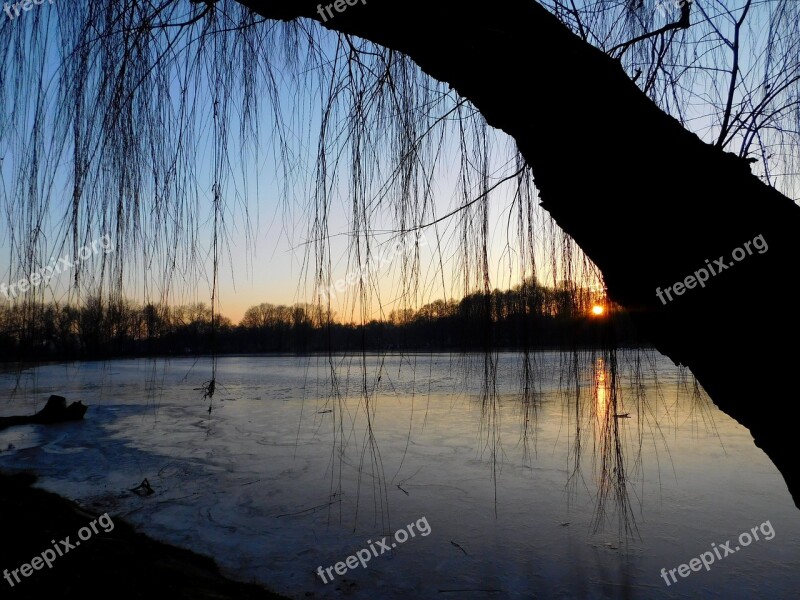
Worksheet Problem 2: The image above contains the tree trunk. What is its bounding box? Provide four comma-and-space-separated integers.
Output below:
240, 0, 800, 507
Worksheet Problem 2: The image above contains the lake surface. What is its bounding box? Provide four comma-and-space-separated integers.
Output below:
1, 352, 798, 599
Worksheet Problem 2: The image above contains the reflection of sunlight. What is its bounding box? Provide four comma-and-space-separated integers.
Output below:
588, 354, 638, 537
594, 357, 609, 420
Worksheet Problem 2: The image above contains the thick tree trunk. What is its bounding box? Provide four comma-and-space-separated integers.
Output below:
241, 0, 800, 507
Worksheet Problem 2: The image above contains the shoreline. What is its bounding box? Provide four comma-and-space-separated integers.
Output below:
0, 470, 291, 600
0, 344, 653, 367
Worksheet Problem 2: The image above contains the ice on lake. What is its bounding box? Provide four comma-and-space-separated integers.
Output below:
1, 353, 798, 599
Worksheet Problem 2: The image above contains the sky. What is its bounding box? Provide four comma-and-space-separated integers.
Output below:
0, 4, 604, 325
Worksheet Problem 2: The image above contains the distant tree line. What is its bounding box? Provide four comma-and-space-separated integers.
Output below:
0, 279, 643, 362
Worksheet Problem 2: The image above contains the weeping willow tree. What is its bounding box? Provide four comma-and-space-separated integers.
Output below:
1, 0, 798, 539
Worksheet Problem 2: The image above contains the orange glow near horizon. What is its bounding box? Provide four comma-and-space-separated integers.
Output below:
591, 304, 604, 316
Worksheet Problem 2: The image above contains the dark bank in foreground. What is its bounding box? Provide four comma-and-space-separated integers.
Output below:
0, 470, 290, 600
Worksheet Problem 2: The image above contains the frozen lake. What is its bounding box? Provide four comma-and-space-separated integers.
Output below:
1, 352, 798, 598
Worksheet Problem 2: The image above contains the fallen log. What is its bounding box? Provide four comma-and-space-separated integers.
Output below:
0, 395, 87, 430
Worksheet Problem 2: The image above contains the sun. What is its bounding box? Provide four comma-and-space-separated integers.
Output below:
591, 305, 604, 316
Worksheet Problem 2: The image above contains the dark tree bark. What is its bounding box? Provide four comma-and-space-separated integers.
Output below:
239, 0, 800, 507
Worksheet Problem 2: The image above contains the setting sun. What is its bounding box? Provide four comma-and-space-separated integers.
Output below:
591, 305, 604, 316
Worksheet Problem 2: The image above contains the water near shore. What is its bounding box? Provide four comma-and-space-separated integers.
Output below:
1, 353, 798, 599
